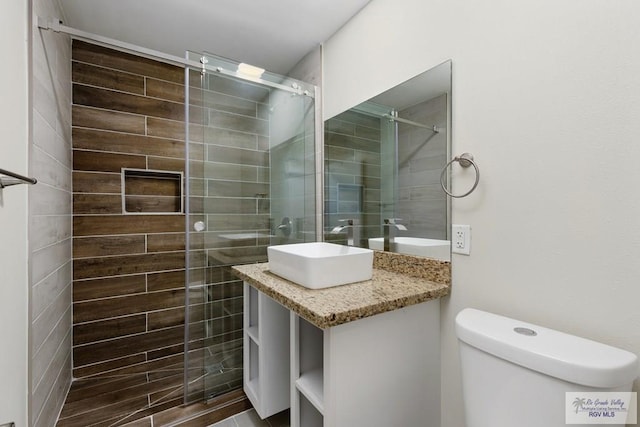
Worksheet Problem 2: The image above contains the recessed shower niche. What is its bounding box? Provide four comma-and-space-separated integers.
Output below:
122, 168, 184, 214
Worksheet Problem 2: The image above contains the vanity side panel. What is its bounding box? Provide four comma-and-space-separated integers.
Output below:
324, 299, 441, 427
243, 283, 260, 410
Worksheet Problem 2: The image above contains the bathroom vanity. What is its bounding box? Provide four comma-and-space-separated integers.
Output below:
232, 251, 450, 427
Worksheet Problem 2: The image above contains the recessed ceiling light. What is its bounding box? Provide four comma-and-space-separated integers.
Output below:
237, 63, 265, 78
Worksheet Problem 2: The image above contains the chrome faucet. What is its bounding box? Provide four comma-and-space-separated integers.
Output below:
383, 218, 407, 251
330, 218, 360, 247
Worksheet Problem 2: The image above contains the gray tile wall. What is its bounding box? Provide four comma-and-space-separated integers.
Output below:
200, 72, 273, 263
287, 46, 322, 240
324, 110, 382, 246
30, 0, 73, 425
396, 95, 448, 239
270, 130, 315, 243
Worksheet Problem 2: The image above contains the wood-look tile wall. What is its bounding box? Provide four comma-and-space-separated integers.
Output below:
71, 40, 188, 379
70, 42, 275, 403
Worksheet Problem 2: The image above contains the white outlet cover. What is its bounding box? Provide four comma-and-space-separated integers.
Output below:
452, 224, 471, 255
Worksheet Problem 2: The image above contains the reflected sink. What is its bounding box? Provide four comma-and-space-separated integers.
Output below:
267, 242, 374, 289
368, 237, 451, 261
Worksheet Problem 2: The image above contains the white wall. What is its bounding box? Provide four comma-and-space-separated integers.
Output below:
324, 1, 640, 426
0, 1, 30, 426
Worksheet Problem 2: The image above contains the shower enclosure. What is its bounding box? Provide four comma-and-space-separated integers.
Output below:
182, 53, 317, 402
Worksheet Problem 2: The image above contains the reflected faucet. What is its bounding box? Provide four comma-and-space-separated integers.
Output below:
330, 218, 360, 247
278, 217, 292, 237
383, 218, 407, 251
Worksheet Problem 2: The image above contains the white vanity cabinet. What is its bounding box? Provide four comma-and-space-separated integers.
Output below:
290, 299, 441, 427
243, 283, 290, 419
236, 253, 449, 427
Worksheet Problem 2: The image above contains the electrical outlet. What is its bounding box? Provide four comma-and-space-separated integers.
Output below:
452, 224, 471, 255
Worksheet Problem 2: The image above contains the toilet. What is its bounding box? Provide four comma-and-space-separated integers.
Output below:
456, 308, 638, 427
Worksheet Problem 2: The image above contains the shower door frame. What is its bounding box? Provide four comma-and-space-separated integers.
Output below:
183, 53, 320, 404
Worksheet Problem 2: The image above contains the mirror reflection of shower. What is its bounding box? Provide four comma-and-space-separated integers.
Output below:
324, 60, 452, 261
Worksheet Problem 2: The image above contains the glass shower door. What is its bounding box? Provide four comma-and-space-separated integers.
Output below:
184, 52, 316, 403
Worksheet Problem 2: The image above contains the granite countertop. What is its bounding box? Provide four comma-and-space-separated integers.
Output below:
231, 251, 451, 329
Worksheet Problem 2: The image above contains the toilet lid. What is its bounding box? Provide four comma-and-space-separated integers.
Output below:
456, 308, 638, 388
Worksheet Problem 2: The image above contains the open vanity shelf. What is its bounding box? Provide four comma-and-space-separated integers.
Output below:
243, 283, 290, 419
292, 315, 325, 425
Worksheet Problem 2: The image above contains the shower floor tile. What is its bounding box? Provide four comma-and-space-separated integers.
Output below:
56, 370, 251, 426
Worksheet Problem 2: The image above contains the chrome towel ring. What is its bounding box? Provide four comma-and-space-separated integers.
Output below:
440, 153, 479, 198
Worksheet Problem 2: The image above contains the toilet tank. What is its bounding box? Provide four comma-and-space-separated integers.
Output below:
456, 308, 638, 427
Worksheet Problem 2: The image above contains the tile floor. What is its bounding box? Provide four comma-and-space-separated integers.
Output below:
55, 371, 252, 426
55, 336, 249, 426
209, 409, 290, 427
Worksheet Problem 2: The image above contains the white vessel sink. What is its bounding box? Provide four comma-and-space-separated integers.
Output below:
368, 237, 451, 261
267, 242, 374, 289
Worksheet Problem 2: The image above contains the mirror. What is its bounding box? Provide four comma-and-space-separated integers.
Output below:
324, 60, 452, 261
